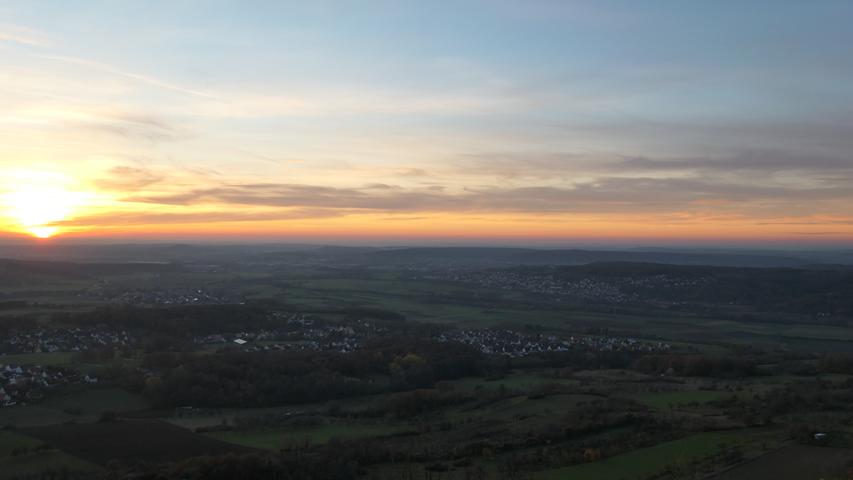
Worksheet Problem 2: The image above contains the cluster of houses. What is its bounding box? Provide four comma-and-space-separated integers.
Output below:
195, 331, 363, 354
192, 313, 319, 346
434, 271, 638, 304
194, 314, 377, 354
622, 273, 712, 290
100, 287, 245, 305
432, 270, 712, 306
0, 327, 135, 355
84, 280, 244, 305
0, 364, 96, 407
274, 312, 315, 326
436, 329, 670, 358
193, 308, 671, 359
237, 334, 361, 354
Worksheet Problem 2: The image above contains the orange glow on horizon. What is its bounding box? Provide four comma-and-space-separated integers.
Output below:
38, 211, 853, 245
0, 170, 93, 239
0, 171, 851, 246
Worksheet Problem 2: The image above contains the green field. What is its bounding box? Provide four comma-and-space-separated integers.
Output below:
40, 387, 150, 414
488, 394, 603, 421
0, 450, 102, 479
208, 420, 406, 449
270, 274, 853, 353
0, 431, 101, 479
631, 390, 731, 410
24, 420, 252, 465
1, 255, 852, 479
535, 431, 763, 480
0, 388, 149, 427
0, 431, 42, 456
445, 371, 580, 391
715, 445, 853, 480
0, 352, 74, 366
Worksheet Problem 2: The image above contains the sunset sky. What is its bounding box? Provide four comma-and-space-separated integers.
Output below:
1, 1, 852, 245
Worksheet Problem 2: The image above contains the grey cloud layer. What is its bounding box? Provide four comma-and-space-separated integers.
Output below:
82, 148, 853, 229
94, 166, 165, 191
460, 150, 853, 178
121, 176, 852, 215
58, 208, 343, 227
73, 111, 188, 142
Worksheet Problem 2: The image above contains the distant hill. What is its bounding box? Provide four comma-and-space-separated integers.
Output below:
0, 243, 312, 263
0, 258, 180, 286
362, 247, 818, 268
0, 243, 847, 269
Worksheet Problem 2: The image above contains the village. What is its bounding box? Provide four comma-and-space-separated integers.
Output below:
430, 269, 711, 305
84, 281, 244, 306
0, 327, 134, 355
194, 326, 364, 354
435, 329, 671, 358
431, 270, 639, 303
193, 313, 375, 354
100, 287, 244, 306
195, 312, 671, 358
0, 363, 96, 407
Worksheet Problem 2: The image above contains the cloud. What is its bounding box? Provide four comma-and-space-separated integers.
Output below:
457, 152, 606, 179
57, 208, 343, 228
619, 150, 853, 174
120, 174, 853, 216
758, 219, 853, 226
565, 116, 853, 156
94, 166, 165, 191
397, 168, 430, 177
363, 183, 399, 190
78, 111, 188, 142
458, 149, 853, 180
0, 24, 51, 47
40, 55, 216, 99
125, 183, 456, 211
193, 88, 524, 119
1, 106, 188, 142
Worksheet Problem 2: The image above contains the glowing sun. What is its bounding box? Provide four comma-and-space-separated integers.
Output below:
1, 171, 88, 239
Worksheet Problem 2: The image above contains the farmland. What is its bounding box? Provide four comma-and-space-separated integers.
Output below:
0, 430, 101, 479
713, 445, 853, 480
23, 420, 254, 464
630, 390, 732, 410
0, 246, 852, 478
208, 419, 407, 449
535, 429, 781, 480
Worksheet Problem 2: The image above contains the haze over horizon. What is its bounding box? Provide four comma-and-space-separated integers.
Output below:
2, 1, 853, 246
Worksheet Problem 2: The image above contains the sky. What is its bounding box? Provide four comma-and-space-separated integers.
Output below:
1, 0, 852, 246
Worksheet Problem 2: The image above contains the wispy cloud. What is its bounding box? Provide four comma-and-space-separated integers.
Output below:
0, 24, 51, 47
77, 110, 189, 142
39, 55, 217, 99
2, 2, 853, 242
56, 208, 343, 228
94, 166, 165, 191
121, 176, 853, 216
0, 106, 189, 142
456, 149, 853, 182
189, 88, 526, 119
618, 150, 853, 174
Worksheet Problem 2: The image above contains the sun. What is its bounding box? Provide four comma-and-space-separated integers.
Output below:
1, 171, 88, 239
27, 226, 59, 239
